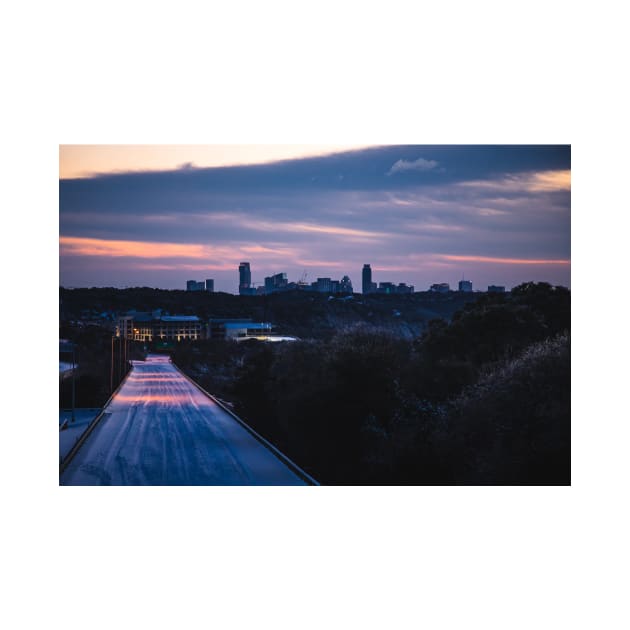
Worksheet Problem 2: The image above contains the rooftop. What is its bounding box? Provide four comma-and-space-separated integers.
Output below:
160, 315, 200, 322
223, 321, 271, 329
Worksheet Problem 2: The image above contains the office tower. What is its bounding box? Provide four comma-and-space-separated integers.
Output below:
378, 282, 396, 294
205, 279, 214, 292
362, 264, 372, 294
314, 277, 332, 293
239, 262, 251, 295
340, 275, 353, 294
458, 280, 472, 292
264, 272, 288, 293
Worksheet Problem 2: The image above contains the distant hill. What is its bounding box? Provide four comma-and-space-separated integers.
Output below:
59, 287, 483, 339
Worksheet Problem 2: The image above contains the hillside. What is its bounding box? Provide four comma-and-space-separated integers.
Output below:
59, 287, 483, 339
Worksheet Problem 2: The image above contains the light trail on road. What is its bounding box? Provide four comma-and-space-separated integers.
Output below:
60, 355, 310, 485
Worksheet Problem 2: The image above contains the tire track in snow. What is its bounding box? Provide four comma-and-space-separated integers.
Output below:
61, 355, 308, 485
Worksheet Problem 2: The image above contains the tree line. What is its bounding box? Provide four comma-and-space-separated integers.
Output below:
172, 282, 570, 485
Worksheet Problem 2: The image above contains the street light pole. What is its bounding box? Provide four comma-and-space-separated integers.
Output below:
71, 344, 76, 423
110, 336, 114, 393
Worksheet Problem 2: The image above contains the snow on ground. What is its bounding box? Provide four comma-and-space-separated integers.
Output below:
235, 335, 298, 342
59, 409, 101, 460
60, 355, 309, 486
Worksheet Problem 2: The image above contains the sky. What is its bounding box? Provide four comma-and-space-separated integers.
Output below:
59, 144, 571, 292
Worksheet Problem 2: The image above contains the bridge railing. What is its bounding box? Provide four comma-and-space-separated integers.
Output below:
171, 360, 319, 486
59, 366, 134, 477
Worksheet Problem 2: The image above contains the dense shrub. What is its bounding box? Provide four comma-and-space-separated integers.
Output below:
230, 327, 412, 483
439, 333, 571, 484
168, 282, 570, 484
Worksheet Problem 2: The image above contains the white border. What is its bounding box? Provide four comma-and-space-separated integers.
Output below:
5, 2, 625, 628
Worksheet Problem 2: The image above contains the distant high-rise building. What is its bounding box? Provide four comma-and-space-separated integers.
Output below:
430, 283, 450, 293
488, 285, 506, 293
362, 264, 373, 294
239, 262, 251, 295
264, 272, 288, 293
340, 275, 353, 294
458, 280, 473, 292
397, 283, 414, 294
315, 277, 332, 293
187, 280, 205, 291
378, 282, 396, 294
205, 279, 214, 292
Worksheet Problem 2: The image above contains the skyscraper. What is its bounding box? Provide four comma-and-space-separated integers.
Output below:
239, 262, 251, 295
340, 275, 353, 294
362, 264, 372, 294
186, 280, 205, 291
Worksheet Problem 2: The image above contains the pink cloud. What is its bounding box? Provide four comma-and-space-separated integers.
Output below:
295, 259, 344, 268
60, 236, 212, 259
441, 254, 570, 265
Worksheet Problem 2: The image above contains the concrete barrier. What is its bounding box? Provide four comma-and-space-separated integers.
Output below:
171, 361, 319, 486
59, 366, 134, 477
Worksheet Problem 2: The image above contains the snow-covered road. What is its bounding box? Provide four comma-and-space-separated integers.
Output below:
60, 355, 310, 485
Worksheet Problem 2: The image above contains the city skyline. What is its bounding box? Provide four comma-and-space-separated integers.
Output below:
186, 260, 503, 295
59, 145, 571, 292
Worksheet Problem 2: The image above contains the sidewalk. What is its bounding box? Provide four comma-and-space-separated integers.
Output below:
59, 408, 102, 462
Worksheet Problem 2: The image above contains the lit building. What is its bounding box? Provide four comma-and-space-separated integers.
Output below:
209, 318, 278, 340
117, 315, 134, 339
458, 280, 473, 292
117, 312, 203, 342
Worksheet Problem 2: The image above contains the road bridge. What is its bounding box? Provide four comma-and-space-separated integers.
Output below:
60, 355, 315, 486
